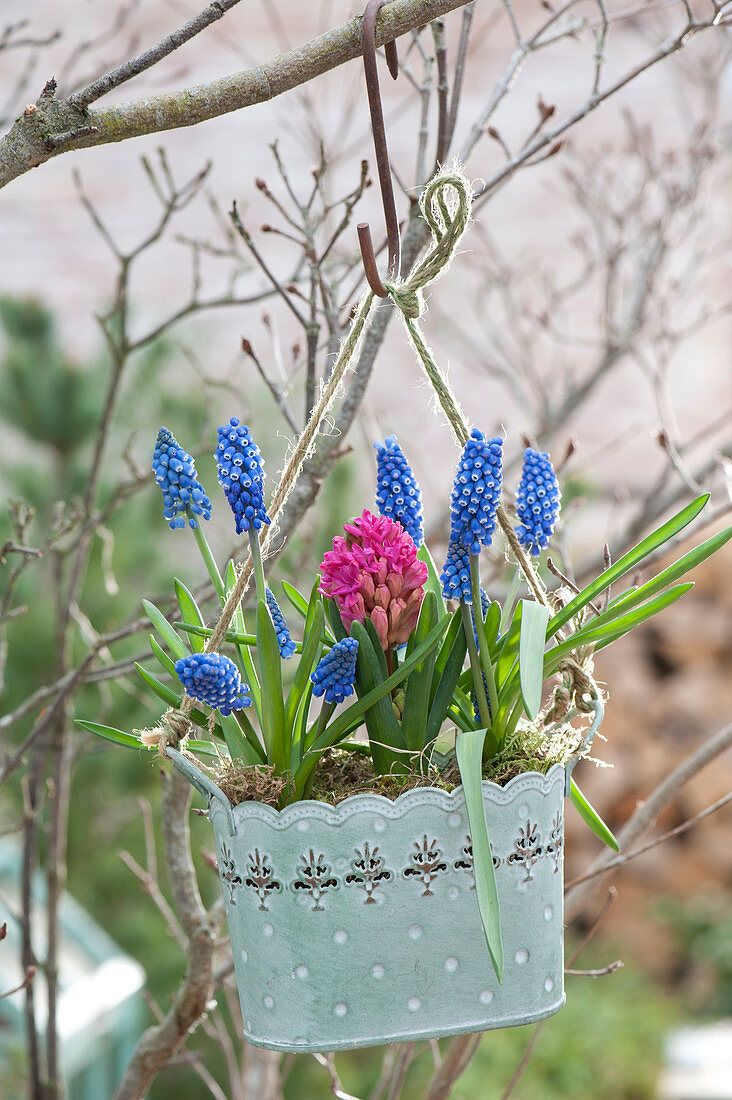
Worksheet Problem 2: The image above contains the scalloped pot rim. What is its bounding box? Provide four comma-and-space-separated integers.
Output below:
221, 762, 566, 828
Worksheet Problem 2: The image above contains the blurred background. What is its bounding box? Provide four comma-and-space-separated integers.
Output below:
0, 1, 731, 1097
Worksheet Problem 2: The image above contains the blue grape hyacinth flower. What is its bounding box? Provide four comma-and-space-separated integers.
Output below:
175, 653, 251, 716
515, 448, 561, 556
152, 427, 212, 530
266, 588, 296, 659
374, 434, 424, 547
311, 637, 359, 705
215, 417, 271, 536
450, 429, 503, 554
440, 539, 473, 603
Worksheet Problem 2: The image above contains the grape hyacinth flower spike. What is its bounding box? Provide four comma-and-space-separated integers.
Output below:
175, 653, 251, 716
440, 539, 473, 603
515, 448, 561, 556
374, 434, 424, 548
152, 427, 212, 530
450, 429, 503, 554
215, 417, 271, 536
319, 510, 428, 649
311, 638, 359, 704
266, 588, 296, 659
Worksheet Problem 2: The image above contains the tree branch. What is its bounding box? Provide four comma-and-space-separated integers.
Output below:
0, 0, 476, 190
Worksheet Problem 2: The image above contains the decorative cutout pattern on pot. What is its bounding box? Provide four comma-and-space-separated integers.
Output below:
244, 849, 282, 911
508, 821, 543, 882
344, 842, 393, 903
291, 849, 338, 910
219, 843, 242, 903
402, 835, 448, 895
545, 812, 563, 874
453, 834, 501, 888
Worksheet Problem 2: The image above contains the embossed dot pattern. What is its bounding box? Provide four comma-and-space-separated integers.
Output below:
408, 924, 423, 940
373, 817, 386, 833
544, 905, 553, 921
263, 995, 274, 1009
372, 964, 385, 979
333, 1002, 348, 1017
544, 978, 554, 992
518, 803, 530, 817
479, 990, 494, 1005
407, 997, 421, 1012
448, 886, 460, 901
241, 949, 248, 963
296, 820, 309, 832
263, 923, 274, 937
295, 965, 309, 980
445, 957, 459, 973
333, 929, 348, 944
515, 948, 529, 965
448, 813, 462, 828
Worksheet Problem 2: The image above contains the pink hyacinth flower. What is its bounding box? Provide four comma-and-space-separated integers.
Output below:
319, 510, 428, 649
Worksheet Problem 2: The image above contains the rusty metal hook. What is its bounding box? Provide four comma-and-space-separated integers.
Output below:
358, 0, 401, 298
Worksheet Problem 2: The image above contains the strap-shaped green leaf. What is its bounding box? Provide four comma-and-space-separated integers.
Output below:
256, 598, 287, 772
569, 779, 619, 851
173, 579, 206, 653
519, 600, 550, 721
219, 712, 264, 766
401, 592, 440, 751
574, 527, 731, 634
285, 594, 324, 733
483, 601, 501, 655
149, 634, 177, 678
142, 599, 188, 659
281, 579, 310, 619
456, 730, 504, 983
76, 721, 151, 750
225, 559, 261, 715
547, 494, 709, 638
426, 609, 467, 744
417, 543, 447, 612
135, 662, 181, 708
351, 620, 407, 772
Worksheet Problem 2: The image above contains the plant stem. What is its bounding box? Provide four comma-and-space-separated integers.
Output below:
500, 564, 522, 635
248, 529, 267, 604
460, 602, 491, 730
189, 514, 225, 602
470, 554, 500, 722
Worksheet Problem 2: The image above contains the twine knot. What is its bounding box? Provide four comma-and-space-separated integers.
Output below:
139, 708, 191, 758
386, 168, 472, 321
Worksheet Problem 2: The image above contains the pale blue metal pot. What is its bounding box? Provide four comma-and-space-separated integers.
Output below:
168, 749, 585, 1053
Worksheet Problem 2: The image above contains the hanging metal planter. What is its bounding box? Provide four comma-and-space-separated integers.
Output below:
169, 749, 578, 1054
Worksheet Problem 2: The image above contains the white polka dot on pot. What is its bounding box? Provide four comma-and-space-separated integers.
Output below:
479, 990, 493, 1005
263, 923, 274, 937
333, 929, 348, 944
515, 948, 530, 965
408, 924, 422, 940
296, 820, 309, 832
544, 905, 553, 921
333, 1002, 348, 1017
294, 965, 309, 980
263, 995, 274, 1010
544, 977, 554, 993
373, 817, 386, 833
407, 997, 421, 1012
444, 957, 458, 973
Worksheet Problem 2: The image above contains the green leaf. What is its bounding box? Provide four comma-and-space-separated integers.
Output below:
547, 494, 709, 639
577, 526, 732, 633
426, 609, 468, 744
324, 596, 347, 641
175, 623, 258, 648
483, 601, 501, 655
518, 600, 550, 721
256, 599, 287, 772
417, 543, 447, 612
225, 559, 261, 716
142, 598, 188, 659
135, 662, 182, 709
456, 730, 503, 983
570, 779, 620, 851
351, 620, 407, 772
544, 583, 694, 676
401, 592, 440, 751
495, 601, 522, 692
149, 634, 178, 678
218, 712, 264, 766
281, 579, 310, 620
284, 591, 324, 736
76, 721, 151, 750
173, 579, 206, 653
